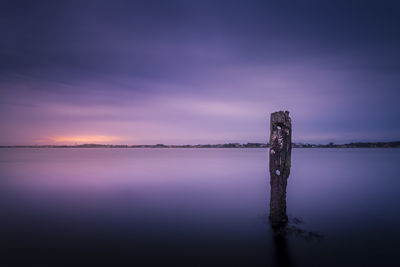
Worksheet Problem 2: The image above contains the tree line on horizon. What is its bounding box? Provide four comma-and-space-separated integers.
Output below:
1, 141, 399, 148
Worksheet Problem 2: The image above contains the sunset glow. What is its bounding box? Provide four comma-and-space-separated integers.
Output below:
49, 135, 121, 144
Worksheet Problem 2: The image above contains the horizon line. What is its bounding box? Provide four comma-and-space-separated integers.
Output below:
1, 140, 400, 148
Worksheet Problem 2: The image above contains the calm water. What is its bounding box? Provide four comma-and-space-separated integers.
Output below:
1, 148, 399, 266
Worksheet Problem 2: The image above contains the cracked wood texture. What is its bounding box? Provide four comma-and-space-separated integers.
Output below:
269, 111, 292, 228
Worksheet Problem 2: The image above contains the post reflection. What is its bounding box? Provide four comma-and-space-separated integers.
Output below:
273, 231, 292, 267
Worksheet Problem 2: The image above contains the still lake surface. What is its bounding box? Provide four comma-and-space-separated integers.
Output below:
1, 148, 399, 266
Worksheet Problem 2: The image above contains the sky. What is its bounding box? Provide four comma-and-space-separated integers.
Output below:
1, 0, 399, 145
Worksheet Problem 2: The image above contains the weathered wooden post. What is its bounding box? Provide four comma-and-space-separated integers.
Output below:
269, 111, 292, 228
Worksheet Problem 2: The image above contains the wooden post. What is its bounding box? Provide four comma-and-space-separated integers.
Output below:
269, 111, 292, 228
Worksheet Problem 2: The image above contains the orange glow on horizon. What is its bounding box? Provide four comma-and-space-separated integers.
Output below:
48, 135, 121, 144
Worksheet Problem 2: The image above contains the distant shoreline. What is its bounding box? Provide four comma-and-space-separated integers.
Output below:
1, 141, 399, 149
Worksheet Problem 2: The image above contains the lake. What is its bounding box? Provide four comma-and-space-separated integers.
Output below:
1, 148, 399, 266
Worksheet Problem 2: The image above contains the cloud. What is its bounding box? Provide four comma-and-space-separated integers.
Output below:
1, 1, 399, 145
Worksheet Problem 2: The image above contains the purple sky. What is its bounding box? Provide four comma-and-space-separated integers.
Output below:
1, 0, 399, 145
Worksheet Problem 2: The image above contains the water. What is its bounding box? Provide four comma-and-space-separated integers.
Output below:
0, 148, 399, 266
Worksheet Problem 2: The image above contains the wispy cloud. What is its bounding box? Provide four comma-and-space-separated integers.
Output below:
1, 1, 399, 145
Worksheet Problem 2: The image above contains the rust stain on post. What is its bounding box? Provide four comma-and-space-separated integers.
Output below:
269, 111, 292, 228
